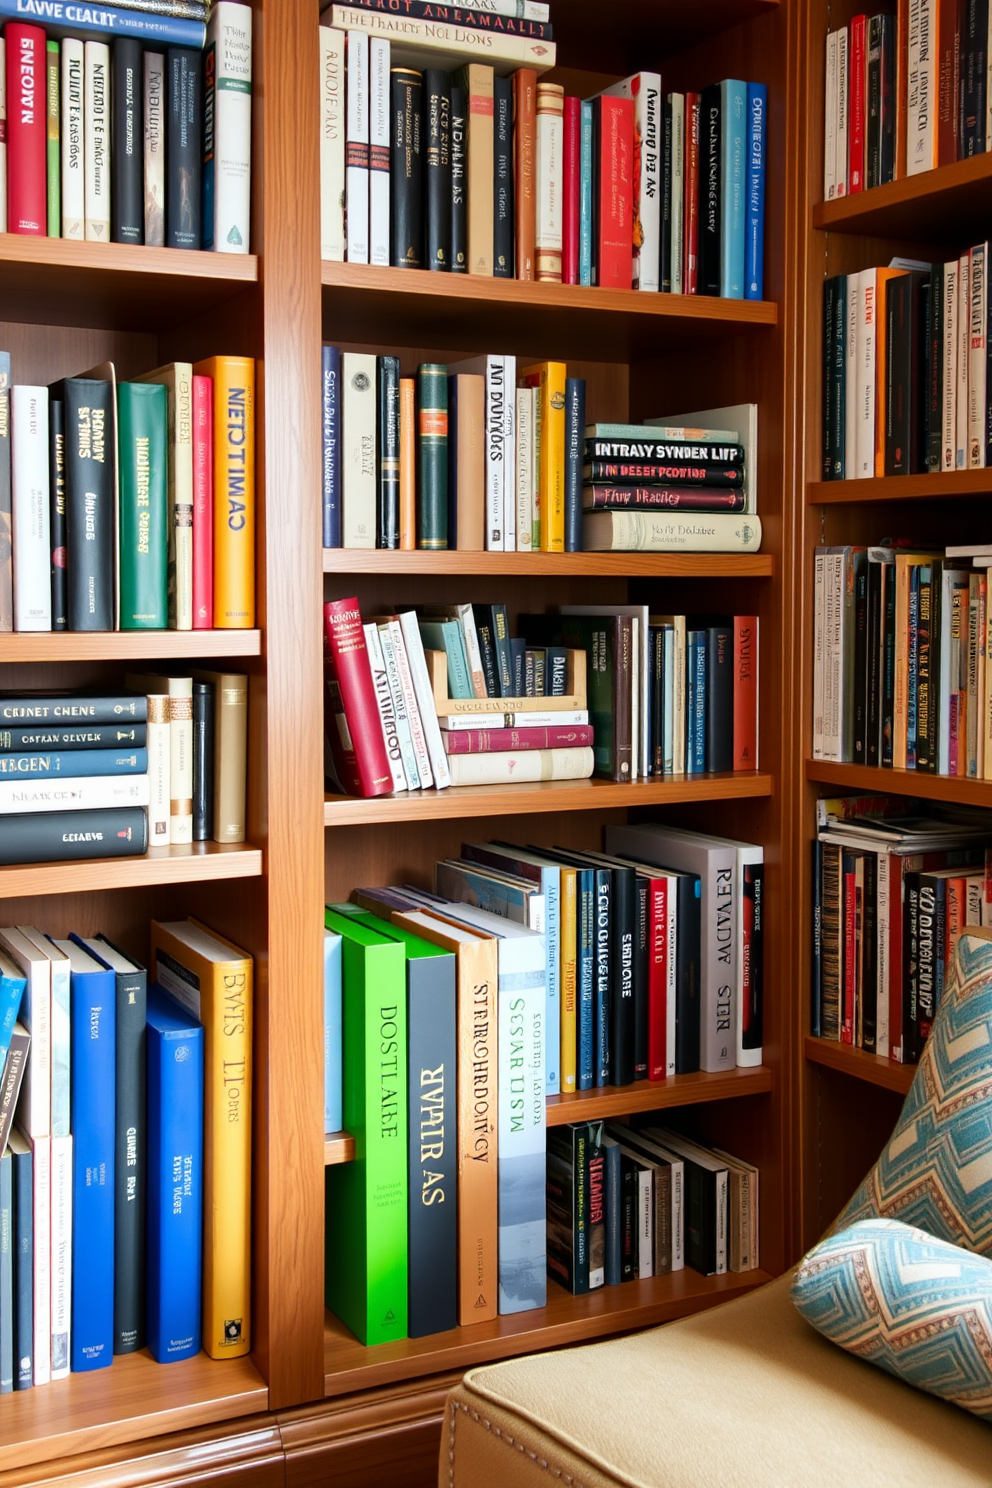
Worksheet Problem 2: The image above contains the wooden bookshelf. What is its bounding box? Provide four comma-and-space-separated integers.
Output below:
812, 152, 992, 242
0, 630, 263, 662
808, 470, 992, 504
324, 551, 775, 578
0, 843, 264, 900
805, 757, 992, 809
805, 1038, 915, 1096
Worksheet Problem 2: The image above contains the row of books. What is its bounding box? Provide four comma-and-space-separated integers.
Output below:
0, 5, 252, 251
821, 253, 992, 481
811, 796, 992, 1062
812, 544, 992, 778
0, 680, 248, 866
0, 917, 252, 1388
0, 353, 256, 634
823, 3, 992, 200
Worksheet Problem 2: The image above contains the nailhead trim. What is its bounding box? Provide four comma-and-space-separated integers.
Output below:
448, 1398, 590, 1488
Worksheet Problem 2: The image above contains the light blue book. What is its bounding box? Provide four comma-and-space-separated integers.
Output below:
745, 83, 767, 300
18, 930, 69, 1139
146, 984, 203, 1364
0, 0, 205, 46
579, 101, 594, 287
324, 931, 343, 1135
686, 631, 707, 774
0, 950, 26, 1078
0, 748, 148, 779
1, 1147, 12, 1394
435, 859, 544, 929
719, 79, 747, 299
418, 620, 473, 700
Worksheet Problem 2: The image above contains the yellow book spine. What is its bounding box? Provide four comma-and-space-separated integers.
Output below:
523, 361, 566, 551
196, 356, 256, 628
984, 597, 992, 781
559, 867, 577, 1095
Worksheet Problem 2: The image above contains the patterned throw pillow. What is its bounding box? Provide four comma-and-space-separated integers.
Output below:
793, 1218, 992, 1420
835, 930, 992, 1256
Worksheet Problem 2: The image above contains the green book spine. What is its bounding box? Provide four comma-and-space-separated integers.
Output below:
416, 363, 448, 550
324, 909, 408, 1346
46, 41, 60, 237
118, 382, 169, 629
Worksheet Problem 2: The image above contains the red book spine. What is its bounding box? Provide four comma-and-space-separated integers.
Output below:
888, 852, 904, 1061
584, 486, 745, 510
684, 93, 700, 294
848, 13, 867, 193
733, 615, 759, 770
441, 723, 595, 753
842, 861, 856, 1044
936, 0, 960, 166
192, 375, 214, 630
323, 597, 393, 798
595, 95, 633, 290
648, 878, 667, 1081
562, 95, 580, 286
5, 24, 47, 235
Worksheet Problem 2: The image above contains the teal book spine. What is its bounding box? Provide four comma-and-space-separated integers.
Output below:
719, 79, 747, 299
416, 364, 448, 550
579, 101, 593, 287
118, 382, 168, 629
417, 619, 472, 699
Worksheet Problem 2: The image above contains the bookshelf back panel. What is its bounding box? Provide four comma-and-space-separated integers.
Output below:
803, 1065, 905, 1245
0, 323, 158, 387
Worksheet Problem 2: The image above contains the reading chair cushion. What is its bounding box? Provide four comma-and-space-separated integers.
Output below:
835, 931, 992, 1256
793, 1217, 992, 1421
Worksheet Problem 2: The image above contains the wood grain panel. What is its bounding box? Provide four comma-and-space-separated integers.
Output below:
0, 1419, 283, 1488
0, 844, 262, 901
280, 1376, 456, 1488
813, 152, 992, 241
323, 551, 775, 577
805, 1038, 915, 1095
805, 757, 992, 808
0, 632, 262, 662
809, 470, 992, 504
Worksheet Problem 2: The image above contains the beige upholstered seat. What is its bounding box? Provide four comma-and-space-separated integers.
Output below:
440, 1272, 992, 1487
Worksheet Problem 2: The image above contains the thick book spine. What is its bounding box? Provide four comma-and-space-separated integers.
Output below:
192, 680, 214, 839
457, 61, 494, 275
603, 72, 661, 292
143, 51, 166, 245
513, 68, 536, 280
48, 398, 67, 631
63, 377, 116, 631
496, 938, 546, 1314
699, 83, 720, 296
341, 350, 376, 548
907, 0, 937, 173
324, 598, 393, 796
348, 0, 552, 25
319, 25, 345, 261
704, 623, 733, 772
30, 1136, 51, 1383
192, 373, 213, 625
493, 73, 514, 277
112, 37, 143, 243
195, 355, 254, 626
483, 355, 505, 551
423, 69, 450, 271
10, 1138, 32, 1389
535, 80, 563, 281
365, 624, 407, 789
201, 2, 252, 254
733, 614, 759, 769
593, 94, 633, 289
11, 386, 51, 632
377, 356, 401, 549
118, 382, 168, 629
0, 747, 147, 778
324, 4, 555, 64
321, 346, 342, 548
399, 377, 416, 546
323, 932, 343, 1131
0, 355, 9, 632
166, 47, 202, 248
745, 82, 766, 300
442, 722, 593, 751
84, 41, 110, 241
146, 693, 170, 844
0, 808, 147, 864
584, 487, 744, 511
416, 363, 449, 549
45, 40, 59, 236
450, 82, 467, 272
5, 25, 46, 235
368, 36, 390, 267
564, 378, 584, 552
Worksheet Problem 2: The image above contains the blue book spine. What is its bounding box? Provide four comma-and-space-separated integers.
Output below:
322, 345, 342, 548
324, 932, 343, 1133
687, 630, 707, 773
0, 749, 148, 780
576, 869, 595, 1090
0, 963, 25, 1075
579, 101, 594, 287
719, 80, 747, 299
497, 940, 547, 1315
603, 1139, 621, 1287
745, 83, 766, 300
1, 1149, 12, 1393
564, 378, 585, 555
67, 958, 116, 1372
0, 1, 205, 44
10, 1142, 31, 1389
146, 985, 204, 1364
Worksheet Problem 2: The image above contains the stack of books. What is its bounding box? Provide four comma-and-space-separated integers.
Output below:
0, 917, 253, 1387
0, 351, 256, 635
812, 794, 992, 1062
821, 255, 992, 481
0, 2, 252, 252
319, 7, 767, 299
823, 5, 992, 199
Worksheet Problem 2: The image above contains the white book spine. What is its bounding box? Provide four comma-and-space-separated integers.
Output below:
397, 608, 452, 789
969, 243, 987, 468
856, 268, 877, 479
146, 694, 170, 844
433, 0, 549, 15
319, 25, 346, 262
142, 51, 165, 247
439, 707, 589, 730
604, 73, 661, 290
535, 92, 563, 273
364, 621, 408, 791
502, 355, 516, 550
368, 36, 390, 267
844, 274, 859, 475
23, 934, 70, 1140
824, 31, 837, 199
813, 550, 825, 757
515, 387, 533, 551
958, 253, 971, 470
942, 258, 958, 472
670, 93, 685, 292
0, 38, 6, 233
83, 40, 110, 241
342, 351, 377, 547
835, 26, 849, 195
671, 621, 686, 774
446, 747, 594, 786
32, 1136, 51, 1386
388, 617, 434, 788
61, 38, 85, 240
636, 1168, 653, 1277
907, 0, 937, 175
485, 355, 505, 550
345, 29, 369, 264
49, 1132, 71, 1380
0, 932, 49, 1140
167, 679, 192, 844
496, 938, 547, 1314
11, 386, 51, 633
0, 774, 150, 814
664, 875, 677, 1077
377, 622, 421, 788
206, 1, 253, 254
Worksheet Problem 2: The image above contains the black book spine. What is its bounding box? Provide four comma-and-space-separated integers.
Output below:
546, 1126, 587, 1293
390, 67, 424, 269
523, 648, 535, 696
811, 838, 822, 1038
11, 1144, 32, 1390
742, 858, 763, 1055
661, 98, 672, 293
112, 38, 144, 245
546, 645, 568, 696
861, 854, 877, 1053
0, 808, 148, 865
450, 81, 468, 273
63, 378, 116, 631
192, 679, 214, 840
564, 377, 584, 551
879, 13, 896, 182
110, 955, 147, 1353
651, 626, 665, 774
866, 558, 883, 766
828, 277, 847, 476
493, 74, 514, 278
603, 1141, 621, 1285
406, 952, 458, 1336
377, 355, 401, 548
487, 602, 514, 695
866, 15, 883, 188
593, 868, 611, 1085
166, 48, 203, 249
509, 636, 526, 695
961, 0, 988, 155
926, 560, 942, 772
608, 866, 636, 1087
822, 277, 836, 479
633, 877, 649, 1080
886, 272, 911, 474
704, 623, 733, 772
881, 558, 896, 766
919, 278, 933, 471
675, 872, 702, 1073
904, 873, 921, 1064
423, 69, 450, 271
852, 563, 869, 762
48, 398, 67, 631
927, 263, 943, 472
0, 694, 147, 724
474, 613, 499, 697
699, 83, 721, 297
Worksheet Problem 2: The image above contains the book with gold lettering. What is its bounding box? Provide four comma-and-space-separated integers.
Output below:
192, 355, 255, 627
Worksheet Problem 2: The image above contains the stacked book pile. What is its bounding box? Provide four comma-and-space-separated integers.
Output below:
0, 918, 253, 1388
812, 794, 992, 1063
823, 5, 992, 199
821, 254, 992, 481
319, 6, 767, 298
0, 351, 256, 635
0, 2, 252, 252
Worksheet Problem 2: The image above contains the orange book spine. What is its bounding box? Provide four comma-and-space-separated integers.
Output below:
457, 63, 494, 277
874, 268, 907, 475
194, 355, 256, 628
513, 68, 537, 281
733, 615, 759, 770
399, 377, 416, 550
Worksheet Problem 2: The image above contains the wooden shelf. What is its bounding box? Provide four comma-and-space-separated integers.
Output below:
323, 550, 775, 578
0, 1349, 267, 1474
805, 1037, 915, 1096
808, 470, 992, 504
325, 772, 773, 827
551, 0, 778, 72
813, 153, 992, 243
324, 1268, 773, 1397
321, 262, 776, 361
0, 842, 263, 899
0, 236, 257, 332
805, 757, 992, 808
0, 630, 263, 663
325, 1131, 356, 1165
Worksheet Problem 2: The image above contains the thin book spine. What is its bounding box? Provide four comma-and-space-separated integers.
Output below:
513, 68, 536, 280
166, 47, 203, 247
143, 51, 166, 245
423, 68, 450, 271
45, 40, 59, 236
368, 36, 390, 267
535, 80, 563, 282
112, 37, 143, 243
48, 398, 67, 631
450, 82, 467, 272
377, 356, 400, 549
84, 41, 110, 241
192, 373, 214, 625
201, 2, 252, 254
319, 25, 345, 261
493, 73, 514, 277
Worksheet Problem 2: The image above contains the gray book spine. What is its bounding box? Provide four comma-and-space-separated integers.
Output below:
497, 944, 547, 1315
406, 953, 458, 1338
1, 1150, 12, 1392
11, 1142, 32, 1389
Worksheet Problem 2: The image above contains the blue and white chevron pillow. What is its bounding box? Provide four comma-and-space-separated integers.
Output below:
793, 1218, 992, 1420
836, 931, 992, 1257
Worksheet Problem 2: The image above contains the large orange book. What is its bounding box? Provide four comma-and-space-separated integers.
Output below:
150, 918, 253, 1358
513, 69, 537, 282
521, 361, 566, 551
193, 356, 255, 628
392, 907, 498, 1324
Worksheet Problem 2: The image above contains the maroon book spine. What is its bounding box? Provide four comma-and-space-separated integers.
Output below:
5, 24, 47, 235
323, 597, 393, 797
562, 95, 580, 285
441, 723, 594, 753
583, 486, 746, 511
585, 460, 744, 486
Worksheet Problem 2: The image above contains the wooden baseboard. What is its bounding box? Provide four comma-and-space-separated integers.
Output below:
279, 1375, 457, 1488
